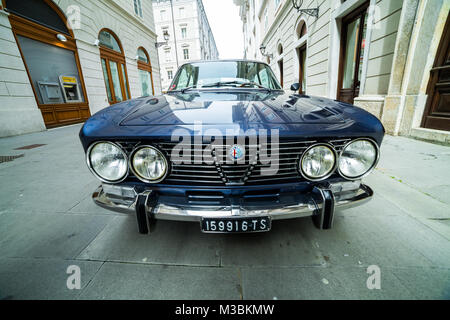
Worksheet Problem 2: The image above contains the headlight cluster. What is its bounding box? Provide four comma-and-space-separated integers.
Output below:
87, 139, 378, 184
300, 139, 379, 181
87, 142, 168, 184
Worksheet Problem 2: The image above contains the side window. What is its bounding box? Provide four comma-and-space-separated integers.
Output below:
174, 67, 193, 88
172, 65, 197, 90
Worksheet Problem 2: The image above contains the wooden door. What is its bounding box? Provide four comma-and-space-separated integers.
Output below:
421, 13, 450, 131
337, 2, 369, 104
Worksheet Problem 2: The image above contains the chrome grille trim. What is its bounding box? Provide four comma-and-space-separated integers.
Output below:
116, 139, 352, 186
159, 138, 352, 186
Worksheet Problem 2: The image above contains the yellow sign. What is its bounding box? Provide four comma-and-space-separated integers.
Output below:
61, 76, 77, 84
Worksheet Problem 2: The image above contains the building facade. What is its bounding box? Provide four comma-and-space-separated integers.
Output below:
152, 0, 219, 91
235, 0, 450, 143
0, 0, 162, 137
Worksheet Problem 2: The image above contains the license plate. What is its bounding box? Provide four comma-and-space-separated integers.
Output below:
201, 217, 271, 233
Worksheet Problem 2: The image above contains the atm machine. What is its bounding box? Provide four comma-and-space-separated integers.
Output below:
59, 75, 82, 103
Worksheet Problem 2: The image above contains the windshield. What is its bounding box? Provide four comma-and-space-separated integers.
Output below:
168, 61, 282, 91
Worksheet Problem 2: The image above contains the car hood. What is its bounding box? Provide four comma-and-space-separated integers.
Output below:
80, 90, 385, 150
119, 91, 347, 127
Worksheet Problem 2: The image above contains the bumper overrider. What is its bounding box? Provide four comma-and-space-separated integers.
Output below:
92, 180, 373, 233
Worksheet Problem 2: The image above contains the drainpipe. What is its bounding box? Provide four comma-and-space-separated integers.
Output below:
170, 0, 179, 69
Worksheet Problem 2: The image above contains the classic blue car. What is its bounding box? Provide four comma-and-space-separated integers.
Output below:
79, 60, 384, 234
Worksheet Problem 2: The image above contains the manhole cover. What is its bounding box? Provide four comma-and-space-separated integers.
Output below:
14, 144, 46, 150
0, 154, 24, 163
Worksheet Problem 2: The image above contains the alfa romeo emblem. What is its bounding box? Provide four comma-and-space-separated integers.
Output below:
229, 144, 245, 161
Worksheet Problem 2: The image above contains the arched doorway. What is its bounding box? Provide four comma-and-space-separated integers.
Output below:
98, 29, 131, 105
5, 0, 90, 128
137, 47, 155, 96
296, 20, 307, 94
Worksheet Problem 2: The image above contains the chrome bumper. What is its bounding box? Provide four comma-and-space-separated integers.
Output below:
92, 181, 373, 224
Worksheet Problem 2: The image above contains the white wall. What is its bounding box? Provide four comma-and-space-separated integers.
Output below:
0, 10, 46, 137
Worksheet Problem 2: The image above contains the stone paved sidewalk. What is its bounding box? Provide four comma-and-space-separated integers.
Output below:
0, 124, 449, 299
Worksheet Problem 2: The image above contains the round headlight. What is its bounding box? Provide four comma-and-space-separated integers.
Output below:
339, 139, 378, 179
131, 146, 168, 183
88, 142, 128, 183
300, 144, 337, 180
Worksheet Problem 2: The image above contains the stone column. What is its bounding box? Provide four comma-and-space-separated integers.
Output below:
381, 0, 420, 134
382, 0, 446, 136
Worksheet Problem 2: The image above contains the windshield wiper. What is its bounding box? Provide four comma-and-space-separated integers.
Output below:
239, 81, 272, 92
180, 85, 197, 93
201, 81, 242, 88
201, 81, 272, 91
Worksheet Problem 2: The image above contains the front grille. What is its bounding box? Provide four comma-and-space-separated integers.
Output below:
124, 138, 350, 186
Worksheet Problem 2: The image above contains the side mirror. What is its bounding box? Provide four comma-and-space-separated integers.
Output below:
290, 83, 300, 91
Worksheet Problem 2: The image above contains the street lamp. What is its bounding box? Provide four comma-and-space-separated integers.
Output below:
163, 30, 170, 41
155, 30, 170, 48
291, 0, 319, 19
259, 45, 273, 59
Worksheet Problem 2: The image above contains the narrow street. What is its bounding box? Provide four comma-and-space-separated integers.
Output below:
0, 124, 449, 299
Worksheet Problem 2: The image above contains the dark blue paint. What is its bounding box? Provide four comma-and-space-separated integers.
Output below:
79, 89, 385, 193
80, 89, 385, 150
